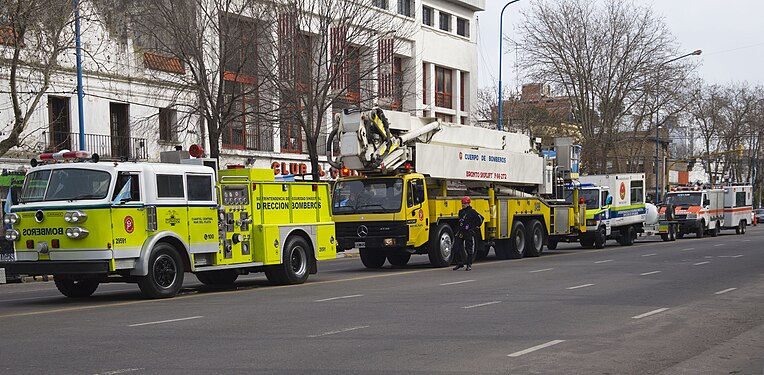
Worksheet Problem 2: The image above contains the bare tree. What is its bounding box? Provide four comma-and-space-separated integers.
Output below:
0, 0, 76, 157
517, 0, 695, 173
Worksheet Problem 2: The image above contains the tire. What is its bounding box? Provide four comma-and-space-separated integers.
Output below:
661, 233, 669, 242
741, 221, 747, 234
359, 248, 386, 269
696, 221, 705, 238
580, 238, 594, 248
506, 221, 527, 259
265, 236, 311, 285
710, 221, 720, 237
594, 226, 606, 249
547, 237, 558, 250
428, 223, 455, 267
621, 226, 636, 246
525, 219, 545, 257
54, 276, 99, 298
196, 270, 238, 286
475, 240, 490, 260
138, 243, 184, 299
387, 251, 411, 266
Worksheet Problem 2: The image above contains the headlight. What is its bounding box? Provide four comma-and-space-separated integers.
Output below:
5, 229, 19, 241
65, 227, 89, 239
586, 219, 597, 226
3, 213, 19, 225
64, 211, 88, 223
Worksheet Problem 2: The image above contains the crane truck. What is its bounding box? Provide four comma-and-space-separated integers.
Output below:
327, 108, 585, 268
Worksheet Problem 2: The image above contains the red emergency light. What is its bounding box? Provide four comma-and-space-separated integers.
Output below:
341, 167, 350, 176
189, 144, 204, 158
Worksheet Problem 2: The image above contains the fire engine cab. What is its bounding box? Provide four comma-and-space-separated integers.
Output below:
0, 149, 336, 298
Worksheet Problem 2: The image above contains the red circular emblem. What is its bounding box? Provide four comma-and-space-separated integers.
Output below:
124, 216, 134, 233
459, 152, 463, 160
418, 210, 424, 221
620, 182, 626, 200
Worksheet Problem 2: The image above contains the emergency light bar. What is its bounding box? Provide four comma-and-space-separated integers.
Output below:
31, 150, 99, 167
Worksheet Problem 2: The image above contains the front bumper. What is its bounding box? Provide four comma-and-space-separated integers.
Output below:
0, 261, 110, 277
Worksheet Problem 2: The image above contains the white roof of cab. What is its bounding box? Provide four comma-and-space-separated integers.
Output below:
28, 162, 215, 175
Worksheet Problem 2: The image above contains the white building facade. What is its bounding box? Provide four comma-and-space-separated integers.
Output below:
0, 0, 485, 180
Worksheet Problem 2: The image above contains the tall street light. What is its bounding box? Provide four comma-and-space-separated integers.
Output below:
497, 0, 522, 131
655, 49, 702, 202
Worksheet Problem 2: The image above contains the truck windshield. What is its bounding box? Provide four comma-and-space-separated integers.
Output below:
19, 168, 112, 203
665, 192, 702, 207
565, 188, 600, 210
332, 178, 403, 214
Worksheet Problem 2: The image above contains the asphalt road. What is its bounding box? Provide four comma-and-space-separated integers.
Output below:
2, 227, 764, 374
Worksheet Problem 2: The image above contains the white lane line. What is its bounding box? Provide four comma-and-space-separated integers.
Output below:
566, 283, 594, 290
717, 255, 744, 258
594, 260, 613, 264
642, 253, 657, 257
694, 261, 710, 266
731, 255, 744, 258
463, 301, 502, 309
314, 294, 363, 302
632, 308, 669, 319
129, 316, 203, 327
714, 244, 724, 247
508, 340, 566, 357
640, 271, 661, 276
742, 239, 751, 242
91, 368, 145, 375
529, 268, 554, 273
308, 325, 369, 338
682, 247, 695, 251
715, 288, 737, 295
440, 280, 475, 286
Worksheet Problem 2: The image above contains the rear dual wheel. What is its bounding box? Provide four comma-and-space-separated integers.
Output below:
54, 276, 99, 298
524, 219, 545, 257
196, 270, 239, 286
265, 236, 311, 285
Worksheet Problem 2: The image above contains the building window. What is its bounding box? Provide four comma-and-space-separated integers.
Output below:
435, 112, 453, 122
456, 18, 469, 37
422, 63, 427, 105
393, 57, 403, 110
460, 71, 466, 111
461, 116, 467, 125
159, 108, 177, 142
373, 0, 388, 10
280, 109, 303, 153
439, 12, 451, 32
397, 0, 412, 17
422, 6, 433, 26
435, 66, 452, 109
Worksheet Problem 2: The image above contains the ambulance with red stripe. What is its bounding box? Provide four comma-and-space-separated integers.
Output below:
662, 186, 724, 238
720, 185, 753, 234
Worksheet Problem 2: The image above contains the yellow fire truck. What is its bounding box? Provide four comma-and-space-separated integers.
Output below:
0, 150, 336, 298
327, 108, 585, 268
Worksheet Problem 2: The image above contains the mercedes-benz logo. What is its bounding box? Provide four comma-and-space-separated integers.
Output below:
357, 225, 369, 238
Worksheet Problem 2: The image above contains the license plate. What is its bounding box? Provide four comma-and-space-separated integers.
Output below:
0, 268, 6, 284
354, 241, 366, 249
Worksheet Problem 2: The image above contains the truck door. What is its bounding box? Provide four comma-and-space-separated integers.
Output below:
406, 178, 429, 247
110, 172, 146, 257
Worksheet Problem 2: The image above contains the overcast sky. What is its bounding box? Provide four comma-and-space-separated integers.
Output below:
476, 0, 764, 90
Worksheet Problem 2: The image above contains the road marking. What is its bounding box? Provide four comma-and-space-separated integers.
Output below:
682, 247, 695, 251
440, 280, 475, 286
529, 268, 554, 273
632, 308, 669, 319
717, 255, 744, 258
463, 301, 502, 309
566, 283, 594, 290
314, 294, 363, 302
308, 325, 369, 338
508, 340, 566, 357
694, 261, 710, 266
642, 253, 657, 257
714, 288, 737, 295
731, 255, 744, 258
640, 271, 661, 276
91, 368, 144, 375
129, 315, 203, 327
594, 260, 613, 264
742, 239, 751, 242
714, 244, 724, 247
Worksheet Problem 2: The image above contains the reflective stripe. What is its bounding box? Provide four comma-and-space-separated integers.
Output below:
113, 247, 141, 259
189, 242, 219, 254
15, 251, 38, 261
50, 250, 113, 261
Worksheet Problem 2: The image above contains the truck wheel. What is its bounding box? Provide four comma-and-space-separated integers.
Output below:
428, 223, 454, 267
525, 219, 545, 257
580, 238, 594, 248
710, 221, 720, 237
196, 270, 238, 286
271, 236, 311, 285
138, 243, 184, 299
359, 248, 386, 269
547, 237, 558, 250
594, 226, 606, 249
387, 251, 411, 266
739, 221, 747, 234
54, 276, 99, 298
621, 226, 636, 246
696, 221, 705, 238
661, 233, 670, 242
494, 240, 509, 259
506, 221, 527, 259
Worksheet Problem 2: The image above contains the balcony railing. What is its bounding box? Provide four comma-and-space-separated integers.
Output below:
43, 131, 148, 161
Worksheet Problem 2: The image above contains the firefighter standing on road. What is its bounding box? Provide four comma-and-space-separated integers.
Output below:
453, 196, 483, 271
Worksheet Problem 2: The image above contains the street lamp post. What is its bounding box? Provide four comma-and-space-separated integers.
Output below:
655, 49, 702, 202
497, 0, 522, 131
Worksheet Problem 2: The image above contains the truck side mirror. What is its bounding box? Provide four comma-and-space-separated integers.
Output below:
703, 199, 710, 206
605, 196, 613, 206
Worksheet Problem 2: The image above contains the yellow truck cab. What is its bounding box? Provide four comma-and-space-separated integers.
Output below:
0, 151, 336, 298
